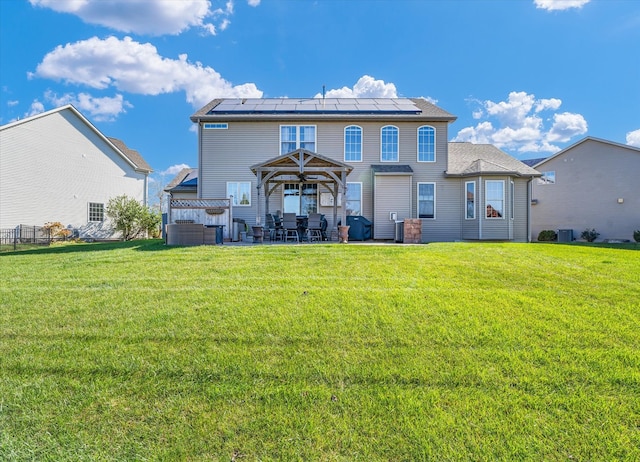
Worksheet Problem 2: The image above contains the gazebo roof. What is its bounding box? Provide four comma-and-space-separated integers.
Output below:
250, 148, 353, 187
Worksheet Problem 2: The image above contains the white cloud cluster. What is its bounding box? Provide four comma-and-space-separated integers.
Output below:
316, 75, 398, 98
28, 0, 246, 36
627, 129, 640, 147
534, 0, 590, 11
30, 36, 263, 113
453, 91, 588, 153
43, 90, 132, 122
160, 163, 191, 176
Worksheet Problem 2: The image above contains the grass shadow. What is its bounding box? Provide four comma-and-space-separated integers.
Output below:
0, 239, 169, 256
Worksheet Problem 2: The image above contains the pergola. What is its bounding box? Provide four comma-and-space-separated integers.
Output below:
250, 149, 354, 233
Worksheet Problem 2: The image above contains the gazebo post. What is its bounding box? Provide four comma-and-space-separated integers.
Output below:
255, 172, 262, 226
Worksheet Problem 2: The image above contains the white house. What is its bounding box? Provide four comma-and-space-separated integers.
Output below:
0, 105, 152, 239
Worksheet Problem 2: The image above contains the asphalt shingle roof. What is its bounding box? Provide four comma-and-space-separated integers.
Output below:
447, 142, 540, 177
108, 137, 152, 172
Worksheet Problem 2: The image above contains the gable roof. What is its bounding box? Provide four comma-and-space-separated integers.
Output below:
0, 105, 152, 173
532, 136, 640, 168
446, 142, 540, 178
165, 168, 198, 192
191, 97, 456, 122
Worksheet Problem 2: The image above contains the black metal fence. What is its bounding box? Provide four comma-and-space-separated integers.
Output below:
0, 225, 61, 251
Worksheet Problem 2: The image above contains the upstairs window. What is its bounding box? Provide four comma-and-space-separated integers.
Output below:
538, 171, 556, 185
280, 125, 316, 155
344, 125, 362, 162
381, 125, 399, 162
418, 126, 436, 162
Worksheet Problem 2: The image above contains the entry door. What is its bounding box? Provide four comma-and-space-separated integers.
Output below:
373, 175, 412, 239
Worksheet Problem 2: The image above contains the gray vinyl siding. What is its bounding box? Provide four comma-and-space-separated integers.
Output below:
373, 175, 412, 239
513, 179, 531, 242
0, 108, 147, 237
531, 139, 640, 241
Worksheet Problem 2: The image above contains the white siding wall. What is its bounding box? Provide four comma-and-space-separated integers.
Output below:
0, 109, 147, 238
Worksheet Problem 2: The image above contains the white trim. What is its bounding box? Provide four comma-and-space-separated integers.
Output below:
380, 125, 399, 162
344, 125, 363, 162
346, 181, 363, 216
465, 180, 476, 220
485, 180, 505, 220
417, 182, 436, 220
279, 124, 317, 155
226, 181, 252, 206
417, 125, 436, 163
510, 180, 515, 220
203, 122, 228, 129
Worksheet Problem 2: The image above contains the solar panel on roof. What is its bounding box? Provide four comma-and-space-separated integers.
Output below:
209, 98, 422, 114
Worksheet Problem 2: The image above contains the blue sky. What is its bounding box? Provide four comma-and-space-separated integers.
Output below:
1, 0, 639, 188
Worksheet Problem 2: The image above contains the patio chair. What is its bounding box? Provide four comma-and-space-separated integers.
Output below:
306, 213, 323, 242
282, 213, 299, 242
265, 213, 279, 241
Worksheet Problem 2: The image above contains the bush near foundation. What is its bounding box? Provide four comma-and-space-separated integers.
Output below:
537, 230, 557, 242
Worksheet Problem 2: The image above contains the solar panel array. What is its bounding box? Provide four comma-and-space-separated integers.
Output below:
209, 98, 421, 114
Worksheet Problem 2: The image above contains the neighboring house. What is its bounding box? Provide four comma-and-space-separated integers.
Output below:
0, 105, 152, 239
530, 137, 640, 242
188, 97, 540, 242
164, 168, 198, 200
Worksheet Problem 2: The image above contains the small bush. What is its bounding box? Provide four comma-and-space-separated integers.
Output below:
634, 230, 640, 243
580, 228, 600, 242
43, 221, 71, 239
537, 230, 557, 242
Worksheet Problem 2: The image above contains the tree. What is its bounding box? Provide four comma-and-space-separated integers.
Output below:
106, 195, 160, 240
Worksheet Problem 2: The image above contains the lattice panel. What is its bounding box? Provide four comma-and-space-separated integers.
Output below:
170, 198, 230, 209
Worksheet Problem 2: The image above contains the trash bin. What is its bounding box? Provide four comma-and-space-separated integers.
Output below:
346, 216, 372, 241
204, 225, 224, 244
232, 218, 245, 242
395, 221, 404, 243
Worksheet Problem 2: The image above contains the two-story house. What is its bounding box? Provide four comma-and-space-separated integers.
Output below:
188, 98, 539, 242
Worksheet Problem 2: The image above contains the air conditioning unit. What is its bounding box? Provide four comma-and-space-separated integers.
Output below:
558, 229, 574, 243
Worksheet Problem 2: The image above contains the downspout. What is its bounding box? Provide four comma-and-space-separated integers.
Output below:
526, 178, 532, 242
478, 175, 483, 240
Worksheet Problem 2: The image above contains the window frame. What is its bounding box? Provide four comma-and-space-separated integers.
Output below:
344, 125, 363, 162
538, 171, 556, 185
510, 181, 515, 220
417, 182, 436, 220
88, 202, 104, 222
380, 125, 399, 162
465, 181, 476, 220
417, 125, 436, 162
345, 182, 362, 216
280, 125, 317, 155
227, 181, 252, 206
485, 180, 505, 219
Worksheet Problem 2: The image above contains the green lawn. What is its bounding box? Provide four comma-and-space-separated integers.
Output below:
1, 240, 639, 461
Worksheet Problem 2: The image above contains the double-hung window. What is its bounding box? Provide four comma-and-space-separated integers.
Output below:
346, 182, 362, 216
88, 202, 104, 222
465, 181, 476, 219
227, 182, 252, 206
381, 125, 398, 162
417, 126, 436, 162
344, 125, 362, 162
485, 180, 504, 219
418, 183, 436, 219
280, 125, 316, 155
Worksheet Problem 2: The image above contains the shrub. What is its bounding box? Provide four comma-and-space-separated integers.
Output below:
106, 195, 161, 240
580, 228, 600, 242
537, 230, 557, 242
43, 221, 72, 239
634, 230, 640, 243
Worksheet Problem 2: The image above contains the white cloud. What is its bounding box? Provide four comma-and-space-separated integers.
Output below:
30, 36, 262, 109
316, 75, 398, 98
26, 100, 45, 117
453, 91, 588, 153
29, 0, 224, 36
44, 90, 132, 121
546, 112, 588, 142
160, 164, 191, 176
7, 100, 19, 107
627, 129, 640, 147
534, 0, 590, 11
248, 0, 261, 5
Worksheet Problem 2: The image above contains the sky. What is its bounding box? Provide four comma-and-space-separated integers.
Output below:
1, 0, 639, 191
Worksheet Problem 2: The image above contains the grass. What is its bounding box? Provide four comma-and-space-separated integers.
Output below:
1, 240, 639, 461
